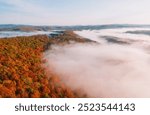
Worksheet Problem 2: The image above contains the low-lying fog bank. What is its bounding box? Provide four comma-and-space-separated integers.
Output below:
45, 28, 150, 98
0, 30, 64, 38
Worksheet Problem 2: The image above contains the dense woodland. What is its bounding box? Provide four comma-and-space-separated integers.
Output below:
0, 31, 90, 98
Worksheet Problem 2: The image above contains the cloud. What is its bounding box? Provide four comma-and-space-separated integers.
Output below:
45, 43, 150, 98
0, 0, 56, 25
0, 0, 51, 18
44, 28, 150, 98
2, 0, 40, 12
1, 0, 150, 25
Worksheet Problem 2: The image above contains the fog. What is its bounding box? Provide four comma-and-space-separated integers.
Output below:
0, 31, 54, 38
45, 28, 150, 98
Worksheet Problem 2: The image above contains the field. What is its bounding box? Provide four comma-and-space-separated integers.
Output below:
0, 31, 90, 98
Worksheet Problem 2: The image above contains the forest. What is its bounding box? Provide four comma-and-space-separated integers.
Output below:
0, 31, 90, 98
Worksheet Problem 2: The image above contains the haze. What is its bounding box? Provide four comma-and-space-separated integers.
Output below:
45, 28, 150, 97
0, 0, 150, 25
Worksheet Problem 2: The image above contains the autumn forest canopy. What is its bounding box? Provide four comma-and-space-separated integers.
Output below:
0, 31, 90, 98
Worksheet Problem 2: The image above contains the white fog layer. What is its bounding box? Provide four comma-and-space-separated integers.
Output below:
45, 28, 150, 98
0, 31, 54, 38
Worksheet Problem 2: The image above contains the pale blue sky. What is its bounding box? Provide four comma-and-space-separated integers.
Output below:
0, 0, 150, 25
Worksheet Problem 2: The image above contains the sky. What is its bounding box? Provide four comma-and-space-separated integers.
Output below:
0, 0, 150, 25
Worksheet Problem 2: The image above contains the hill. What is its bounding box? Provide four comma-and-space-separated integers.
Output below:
0, 24, 51, 32
0, 31, 91, 98
1, 24, 150, 32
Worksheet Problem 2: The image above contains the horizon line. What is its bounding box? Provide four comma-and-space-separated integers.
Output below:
1, 23, 150, 27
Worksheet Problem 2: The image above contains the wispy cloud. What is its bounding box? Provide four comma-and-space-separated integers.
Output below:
0, 0, 48, 16
0, 0, 55, 25
1, 0, 150, 25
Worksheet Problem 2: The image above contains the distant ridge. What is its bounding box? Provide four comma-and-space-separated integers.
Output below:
1, 24, 150, 32
0, 24, 51, 32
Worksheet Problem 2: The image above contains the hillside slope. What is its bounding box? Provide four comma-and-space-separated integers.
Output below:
0, 31, 90, 98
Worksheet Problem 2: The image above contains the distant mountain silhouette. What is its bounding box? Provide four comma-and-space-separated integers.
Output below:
0, 24, 51, 32
126, 30, 150, 36
1, 24, 150, 32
